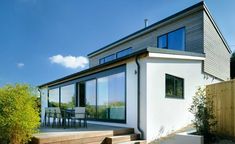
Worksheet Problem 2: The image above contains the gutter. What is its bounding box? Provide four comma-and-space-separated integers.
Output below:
135, 55, 144, 139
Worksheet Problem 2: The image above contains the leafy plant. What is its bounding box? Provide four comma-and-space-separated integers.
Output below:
0, 84, 40, 144
189, 87, 216, 137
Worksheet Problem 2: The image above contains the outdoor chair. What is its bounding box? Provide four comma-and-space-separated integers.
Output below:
44, 107, 54, 127
44, 107, 50, 126
61, 108, 74, 128
54, 107, 62, 127
71, 107, 87, 128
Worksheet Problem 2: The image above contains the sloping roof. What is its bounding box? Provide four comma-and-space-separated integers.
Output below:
38, 47, 205, 88
87, 1, 231, 57
38, 48, 148, 88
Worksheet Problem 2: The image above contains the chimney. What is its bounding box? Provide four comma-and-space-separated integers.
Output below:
144, 19, 148, 28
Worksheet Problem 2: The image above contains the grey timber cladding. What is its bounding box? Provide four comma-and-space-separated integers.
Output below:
203, 11, 230, 80
89, 10, 204, 67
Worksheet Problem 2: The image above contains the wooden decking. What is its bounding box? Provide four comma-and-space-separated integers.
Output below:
31, 124, 145, 144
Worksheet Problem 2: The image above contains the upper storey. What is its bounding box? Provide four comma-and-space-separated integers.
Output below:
87, 2, 231, 80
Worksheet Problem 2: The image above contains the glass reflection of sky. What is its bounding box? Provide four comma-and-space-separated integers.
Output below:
61, 84, 75, 103
97, 72, 125, 106
86, 80, 96, 105
49, 88, 59, 103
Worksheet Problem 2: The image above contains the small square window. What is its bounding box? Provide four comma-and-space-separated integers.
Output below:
165, 74, 184, 99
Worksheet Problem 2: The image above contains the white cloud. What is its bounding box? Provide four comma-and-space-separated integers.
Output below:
49, 55, 89, 69
17, 63, 25, 68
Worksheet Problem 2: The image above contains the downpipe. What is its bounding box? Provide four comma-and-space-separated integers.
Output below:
135, 55, 144, 139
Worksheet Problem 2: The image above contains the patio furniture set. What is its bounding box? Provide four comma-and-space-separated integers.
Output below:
43, 107, 87, 128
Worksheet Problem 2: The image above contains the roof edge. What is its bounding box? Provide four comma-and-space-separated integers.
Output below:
87, 1, 204, 57
147, 47, 206, 58
202, 2, 232, 53
38, 48, 148, 88
38, 47, 206, 88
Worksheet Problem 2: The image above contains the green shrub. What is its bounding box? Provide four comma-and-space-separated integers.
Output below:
0, 84, 40, 144
189, 87, 216, 137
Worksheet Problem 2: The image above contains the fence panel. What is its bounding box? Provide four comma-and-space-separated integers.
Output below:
206, 80, 235, 137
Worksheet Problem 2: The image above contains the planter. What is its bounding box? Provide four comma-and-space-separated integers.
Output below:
173, 131, 204, 144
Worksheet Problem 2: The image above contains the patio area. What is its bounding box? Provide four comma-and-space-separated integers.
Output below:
31, 124, 142, 144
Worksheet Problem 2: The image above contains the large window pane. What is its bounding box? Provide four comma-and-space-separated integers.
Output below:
86, 80, 97, 119
97, 77, 109, 119
97, 72, 125, 121
61, 84, 75, 109
109, 72, 125, 120
49, 88, 59, 107
157, 35, 167, 48
157, 28, 185, 51
168, 28, 185, 50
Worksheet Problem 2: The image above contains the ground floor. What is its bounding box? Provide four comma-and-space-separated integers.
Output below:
40, 52, 220, 142
33, 124, 143, 144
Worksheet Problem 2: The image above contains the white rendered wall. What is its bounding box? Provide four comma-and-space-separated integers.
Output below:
40, 87, 48, 123
145, 57, 220, 142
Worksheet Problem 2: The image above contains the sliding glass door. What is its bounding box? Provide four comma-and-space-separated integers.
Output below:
61, 84, 75, 109
85, 80, 96, 119
47, 65, 126, 123
48, 88, 59, 107
97, 72, 125, 121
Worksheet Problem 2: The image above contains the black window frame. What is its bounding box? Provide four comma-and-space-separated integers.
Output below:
165, 74, 184, 99
157, 27, 186, 50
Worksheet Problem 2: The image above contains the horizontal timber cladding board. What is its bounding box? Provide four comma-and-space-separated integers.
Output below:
206, 79, 235, 137
203, 11, 230, 80
89, 10, 204, 67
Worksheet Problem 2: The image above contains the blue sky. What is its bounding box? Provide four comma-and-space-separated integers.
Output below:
0, 0, 234, 87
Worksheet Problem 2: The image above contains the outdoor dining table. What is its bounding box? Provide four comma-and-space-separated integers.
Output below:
61, 109, 75, 128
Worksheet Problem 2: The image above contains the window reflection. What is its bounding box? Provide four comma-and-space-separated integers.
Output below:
48, 88, 59, 107
168, 28, 185, 50
61, 84, 75, 109
86, 80, 97, 118
157, 27, 185, 50
47, 68, 126, 122
97, 72, 125, 120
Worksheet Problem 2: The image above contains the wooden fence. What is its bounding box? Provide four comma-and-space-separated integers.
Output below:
206, 79, 235, 137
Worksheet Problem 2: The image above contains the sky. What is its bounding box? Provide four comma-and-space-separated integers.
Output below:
0, 0, 234, 87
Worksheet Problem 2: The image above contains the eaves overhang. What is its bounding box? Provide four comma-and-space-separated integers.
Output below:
38, 47, 205, 88
38, 48, 148, 88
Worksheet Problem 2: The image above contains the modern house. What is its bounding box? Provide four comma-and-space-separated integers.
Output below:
38, 2, 231, 142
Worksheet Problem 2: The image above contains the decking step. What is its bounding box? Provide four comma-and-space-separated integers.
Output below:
105, 134, 140, 144
113, 128, 135, 136
117, 140, 146, 144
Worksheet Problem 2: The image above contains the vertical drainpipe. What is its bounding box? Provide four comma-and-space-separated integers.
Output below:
135, 55, 144, 139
